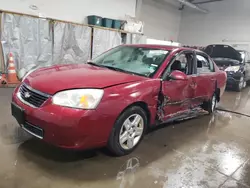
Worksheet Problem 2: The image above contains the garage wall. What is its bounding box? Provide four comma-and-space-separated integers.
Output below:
2, 0, 182, 42
178, 0, 250, 51
137, 0, 182, 41
0, 0, 135, 23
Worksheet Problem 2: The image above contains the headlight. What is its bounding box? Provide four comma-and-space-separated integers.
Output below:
52, 89, 104, 109
225, 66, 240, 72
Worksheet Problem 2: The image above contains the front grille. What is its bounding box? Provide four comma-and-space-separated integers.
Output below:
19, 84, 50, 107
23, 122, 44, 139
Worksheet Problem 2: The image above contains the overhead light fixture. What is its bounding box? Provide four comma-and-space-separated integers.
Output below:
29, 4, 38, 10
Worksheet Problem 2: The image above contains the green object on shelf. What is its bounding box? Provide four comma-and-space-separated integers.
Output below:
112, 20, 121, 29
87, 15, 102, 26
102, 18, 113, 28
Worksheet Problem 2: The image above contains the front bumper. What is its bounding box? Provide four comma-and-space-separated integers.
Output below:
226, 72, 244, 87
11, 86, 113, 150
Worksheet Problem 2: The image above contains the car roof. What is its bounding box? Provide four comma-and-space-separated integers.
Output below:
122, 44, 207, 56
123, 44, 187, 51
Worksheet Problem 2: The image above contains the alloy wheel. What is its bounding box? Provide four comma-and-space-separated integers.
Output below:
119, 114, 144, 150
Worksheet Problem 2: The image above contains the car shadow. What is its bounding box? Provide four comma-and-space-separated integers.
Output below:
10, 109, 234, 185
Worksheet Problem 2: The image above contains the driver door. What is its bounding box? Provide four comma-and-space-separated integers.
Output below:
159, 51, 196, 121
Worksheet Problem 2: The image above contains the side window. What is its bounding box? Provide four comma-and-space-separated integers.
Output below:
176, 54, 188, 70
196, 54, 213, 74
164, 52, 193, 77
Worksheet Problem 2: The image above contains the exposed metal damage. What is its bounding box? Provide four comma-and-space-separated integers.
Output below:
156, 86, 206, 123
156, 88, 169, 122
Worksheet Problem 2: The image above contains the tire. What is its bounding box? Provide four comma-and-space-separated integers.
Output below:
201, 93, 217, 114
235, 76, 245, 92
247, 80, 250, 86
107, 106, 147, 156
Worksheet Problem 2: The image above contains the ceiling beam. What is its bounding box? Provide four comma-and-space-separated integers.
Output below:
176, 0, 208, 13
193, 0, 223, 4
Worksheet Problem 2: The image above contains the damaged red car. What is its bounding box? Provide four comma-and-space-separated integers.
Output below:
11, 44, 227, 156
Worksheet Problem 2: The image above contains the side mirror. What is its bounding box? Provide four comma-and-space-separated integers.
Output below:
169, 70, 188, 81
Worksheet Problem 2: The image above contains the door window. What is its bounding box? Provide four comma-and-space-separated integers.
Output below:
164, 52, 194, 77
196, 54, 214, 74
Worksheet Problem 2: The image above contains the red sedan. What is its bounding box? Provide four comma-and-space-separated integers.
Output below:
11, 44, 227, 156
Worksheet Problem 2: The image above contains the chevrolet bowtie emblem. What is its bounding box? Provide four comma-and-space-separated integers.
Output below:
24, 92, 31, 98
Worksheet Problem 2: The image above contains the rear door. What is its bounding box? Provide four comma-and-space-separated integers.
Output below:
159, 50, 196, 121
191, 52, 216, 106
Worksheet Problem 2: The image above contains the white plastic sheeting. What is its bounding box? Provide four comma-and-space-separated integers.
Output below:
1, 13, 92, 79
146, 38, 181, 46
1, 13, 134, 79
92, 28, 122, 59
132, 34, 146, 44
125, 33, 146, 44
1, 13, 52, 78
53, 22, 91, 64
125, 33, 133, 44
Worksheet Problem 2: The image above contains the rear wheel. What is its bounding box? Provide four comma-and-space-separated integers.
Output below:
201, 93, 217, 114
107, 106, 147, 156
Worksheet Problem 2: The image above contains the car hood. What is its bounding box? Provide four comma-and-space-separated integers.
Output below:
204, 44, 242, 62
24, 63, 147, 95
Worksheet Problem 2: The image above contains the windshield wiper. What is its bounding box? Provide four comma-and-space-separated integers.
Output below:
88, 62, 140, 76
87, 62, 104, 67
87, 62, 124, 71
102, 65, 136, 75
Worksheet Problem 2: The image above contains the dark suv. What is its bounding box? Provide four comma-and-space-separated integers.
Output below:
204, 44, 250, 91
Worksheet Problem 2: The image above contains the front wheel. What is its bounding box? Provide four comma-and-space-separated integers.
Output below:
235, 76, 245, 92
107, 106, 147, 156
201, 93, 217, 114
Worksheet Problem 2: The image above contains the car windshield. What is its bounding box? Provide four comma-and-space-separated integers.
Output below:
90, 46, 170, 77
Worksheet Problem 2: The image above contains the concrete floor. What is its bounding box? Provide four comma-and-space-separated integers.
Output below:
1, 88, 250, 188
